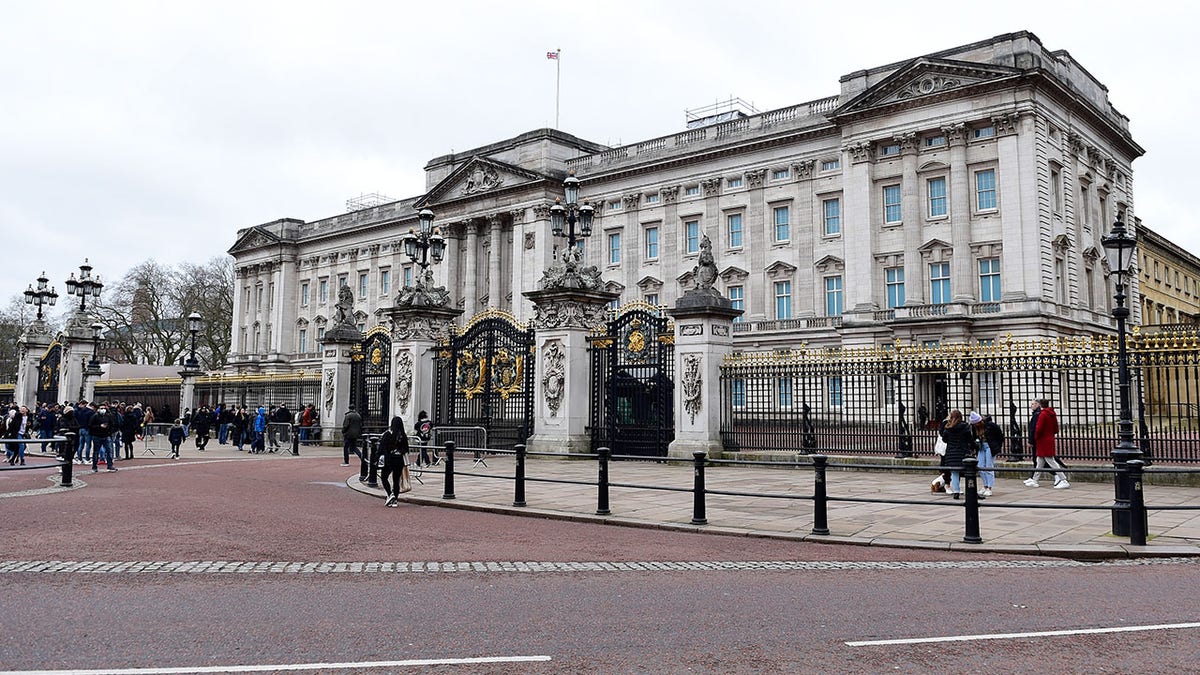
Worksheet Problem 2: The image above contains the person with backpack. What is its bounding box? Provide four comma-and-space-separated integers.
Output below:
378, 416, 411, 507
415, 410, 434, 467
251, 406, 267, 453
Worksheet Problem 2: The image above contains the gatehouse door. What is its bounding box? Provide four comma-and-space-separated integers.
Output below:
350, 327, 391, 433
589, 302, 675, 457
433, 310, 536, 451
36, 342, 62, 404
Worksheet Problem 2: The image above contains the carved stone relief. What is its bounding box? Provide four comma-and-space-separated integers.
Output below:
323, 368, 336, 415
682, 353, 703, 424
530, 298, 609, 330
842, 141, 872, 163
893, 75, 961, 100
461, 164, 504, 196
700, 178, 721, 197
660, 186, 679, 203
524, 232, 536, 250
394, 349, 414, 415
541, 339, 566, 417
744, 169, 767, 188
792, 159, 816, 180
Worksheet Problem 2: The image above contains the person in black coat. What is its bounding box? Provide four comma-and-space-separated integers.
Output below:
121, 408, 140, 459
55, 407, 80, 464
88, 406, 117, 472
939, 409, 977, 499
378, 416, 411, 507
191, 405, 213, 451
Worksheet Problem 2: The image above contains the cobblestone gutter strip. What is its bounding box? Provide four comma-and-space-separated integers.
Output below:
0, 558, 1195, 575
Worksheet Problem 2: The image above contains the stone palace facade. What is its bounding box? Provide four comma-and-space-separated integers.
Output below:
227, 31, 1147, 373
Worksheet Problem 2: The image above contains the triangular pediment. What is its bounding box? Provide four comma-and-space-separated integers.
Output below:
228, 226, 281, 254
813, 255, 844, 273
421, 156, 546, 206
604, 280, 626, 294
764, 260, 797, 275
918, 238, 952, 253
835, 58, 1021, 117
636, 275, 663, 291
719, 266, 749, 282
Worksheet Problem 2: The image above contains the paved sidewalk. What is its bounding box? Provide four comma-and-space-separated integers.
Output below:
348, 454, 1200, 559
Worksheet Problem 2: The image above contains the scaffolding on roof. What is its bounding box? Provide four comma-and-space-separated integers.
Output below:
346, 193, 395, 212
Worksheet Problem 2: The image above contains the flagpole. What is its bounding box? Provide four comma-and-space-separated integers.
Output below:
555, 48, 561, 129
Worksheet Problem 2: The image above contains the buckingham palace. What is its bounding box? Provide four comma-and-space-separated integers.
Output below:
227, 31, 1146, 374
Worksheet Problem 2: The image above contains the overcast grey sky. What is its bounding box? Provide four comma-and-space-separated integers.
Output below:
3, 1, 1195, 310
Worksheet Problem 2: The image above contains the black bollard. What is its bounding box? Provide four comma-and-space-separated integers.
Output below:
1127, 459, 1148, 546
60, 434, 75, 488
691, 451, 707, 525
962, 456, 982, 544
366, 436, 379, 488
811, 455, 830, 535
596, 446, 611, 516
442, 440, 456, 500
513, 443, 527, 507
358, 436, 370, 482
291, 425, 300, 456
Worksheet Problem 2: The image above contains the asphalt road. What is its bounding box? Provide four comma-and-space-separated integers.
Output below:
2, 454, 1198, 673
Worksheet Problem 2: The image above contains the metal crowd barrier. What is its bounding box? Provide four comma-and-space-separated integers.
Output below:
1, 436, 73, 487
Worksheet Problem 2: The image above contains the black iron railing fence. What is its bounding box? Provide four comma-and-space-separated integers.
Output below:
720, 330, 1200, 462
411, 442, 1200, 549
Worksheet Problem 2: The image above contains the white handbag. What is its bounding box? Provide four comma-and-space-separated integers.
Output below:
934, 436, 947, 456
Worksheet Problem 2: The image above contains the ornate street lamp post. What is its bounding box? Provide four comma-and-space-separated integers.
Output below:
88, 322, 104, 371
397, 208, 449, 308
65, 259, 103, 314
23, 272, 58, 321
1101, 217, 1142, 537
550, 172, 595, 257
538, 172, 602, 291
185, 312, 202, 370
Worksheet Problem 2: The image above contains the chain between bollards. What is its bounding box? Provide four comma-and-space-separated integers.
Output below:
811, 454, 829, 535
513, 443, 527, 507
1127, 459, 1147, 546
691, 451, 707, 525
441, 440, 456, 500
596, 446, 610, 516
961, 456, 982, 544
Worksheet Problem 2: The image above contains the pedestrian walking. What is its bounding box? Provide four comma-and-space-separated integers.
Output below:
231, 406, 249, 451
88, 405, 117, 473
415, 410, 434, 466
378, 416, 411, 507
1025, 398, 1068, 489
192, 405, 213, 451
168, 419, 185, 459
251, 406, 267, 453
342, 407, 362, 467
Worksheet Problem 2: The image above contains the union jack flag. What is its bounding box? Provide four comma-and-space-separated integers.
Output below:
546, 50, 559, 60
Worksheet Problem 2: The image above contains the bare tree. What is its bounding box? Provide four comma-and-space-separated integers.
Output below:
178, 257, 234, 370
91, 256, 234, 369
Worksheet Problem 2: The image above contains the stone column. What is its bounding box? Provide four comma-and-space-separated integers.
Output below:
58, 319, 92, 404
900, 131, 925, 305
524, 287, 617, 455
464, 220, 481, 318
666, 290, 742, 459
387, 305, 462, 426
179, 369, 200, 414
487, 214, 503, 310
946, 124, 973, 302
14, 322, 53, 405
842, 141, 877, 311
319, 316, 364, 441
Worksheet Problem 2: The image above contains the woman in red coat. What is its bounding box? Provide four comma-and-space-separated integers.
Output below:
1025, 398, 1069, 489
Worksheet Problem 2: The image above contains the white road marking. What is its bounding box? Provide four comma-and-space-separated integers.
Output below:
845, 621, 1200, 647
0, 557, 1196, 575
0, 655, 551, 675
